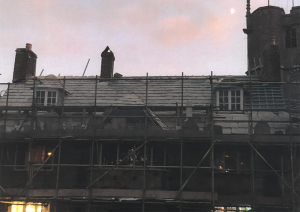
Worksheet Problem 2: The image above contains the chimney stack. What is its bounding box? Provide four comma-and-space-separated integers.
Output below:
262, 40, 281, 82
13, 43, 37, 83
100, 46, 115, 78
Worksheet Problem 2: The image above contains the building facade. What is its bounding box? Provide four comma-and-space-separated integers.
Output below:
0, 2, 300, 212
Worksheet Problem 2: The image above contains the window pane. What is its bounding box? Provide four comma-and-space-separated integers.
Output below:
224, 104, 228, 110
231, 97, 235, 103
232, 104, 235, 110
53, 92, 57, 97
48, 91, 52, 98
224, 91, 228, 96
236, 104, 240, 110
34, 149, 40, 163
236, 90, 240, 96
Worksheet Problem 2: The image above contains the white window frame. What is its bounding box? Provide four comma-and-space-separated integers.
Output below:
216, 89, 243, 110
35, 90, 58, 106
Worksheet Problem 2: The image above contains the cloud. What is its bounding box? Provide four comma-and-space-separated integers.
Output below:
208, 16, 233, 39
153, 16, 202, 46
2, 0, 281, 82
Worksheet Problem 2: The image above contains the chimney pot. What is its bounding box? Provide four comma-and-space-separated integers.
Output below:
26, 43, 32, 51
100, 46, 115, 78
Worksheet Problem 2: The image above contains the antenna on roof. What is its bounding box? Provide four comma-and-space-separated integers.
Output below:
82, 59, 90, 76
39, 69, 44, 76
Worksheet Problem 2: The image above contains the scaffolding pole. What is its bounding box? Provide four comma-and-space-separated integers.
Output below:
27, 78, 36, 200
180, 72, 184, 212
0, 83, 9, 191
251, 59, 255, 211
142, 73, 148, 212
281, 156, 285, 205
210, 71, 215, 211
88, 75, 98, 211
54, 77, 65, 212
288, 82, 296, 211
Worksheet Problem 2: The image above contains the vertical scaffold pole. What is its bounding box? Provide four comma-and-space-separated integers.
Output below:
0, 83, 10, 190
27, 78, 36, 198
31, 78, 36, 131
88, 75, 98, 211
288, 82, 295, 211
180, 72, 184, 212
210, 71, 215, 211
281, 156, 285, 205
54, 77, 65, 212
142, 73, 148, 212
250, 59, 255, 211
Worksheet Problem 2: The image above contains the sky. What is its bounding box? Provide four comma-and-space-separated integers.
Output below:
0, 0, 299, 83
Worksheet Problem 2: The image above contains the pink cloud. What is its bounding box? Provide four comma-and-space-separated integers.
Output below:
208, 16, 230, 39
153, 16, 202, 46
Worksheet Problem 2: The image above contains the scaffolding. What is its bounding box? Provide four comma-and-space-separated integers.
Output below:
0, 74, 299, 212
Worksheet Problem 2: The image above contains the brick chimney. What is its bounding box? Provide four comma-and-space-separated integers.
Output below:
100, 46, 115, 78
262, 39, 281, 82
13, 43, 37, 83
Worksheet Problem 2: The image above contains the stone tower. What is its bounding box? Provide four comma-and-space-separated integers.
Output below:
244, 1, 300, 79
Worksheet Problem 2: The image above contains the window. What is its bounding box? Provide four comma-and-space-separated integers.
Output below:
215, 150, 249, 172
9, 202, 50, 212
15, 145, 53, 171
36, 91, 45, 105
33, 146, 53, 164
217, 90, 243, 110
35, 90, 57, 106
215, 206, 252, 212
285, 29, 297, 48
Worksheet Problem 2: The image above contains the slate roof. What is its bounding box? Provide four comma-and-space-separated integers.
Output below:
244, 85, 286, 110
0, 75, 286, 110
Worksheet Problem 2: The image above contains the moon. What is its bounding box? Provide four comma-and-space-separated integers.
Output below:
231, 8, 235, 14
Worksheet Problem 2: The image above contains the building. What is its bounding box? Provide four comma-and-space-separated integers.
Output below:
0, 2, 300, 212
244, 0, 300, 81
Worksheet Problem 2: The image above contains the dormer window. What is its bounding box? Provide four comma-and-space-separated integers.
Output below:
217, 89, 243, 110
36, 90, 57, 106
